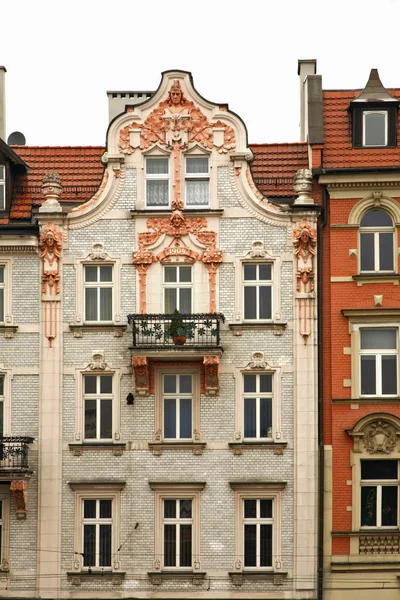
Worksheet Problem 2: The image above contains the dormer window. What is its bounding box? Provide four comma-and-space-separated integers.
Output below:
363, 110, 388, 147
0, 166, 5, 210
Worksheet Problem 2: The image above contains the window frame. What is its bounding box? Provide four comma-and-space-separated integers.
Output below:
184, 155, 210, 208
242, 372, 273, 441
360, 459, 399, 529
363, 110, 388, 147
84, 264, 114, 324
242, 263, 273, 322
0, 166, 5, 211
359, 209, 395, 274
150, 482, 205, 572
359, 328, 398, 397
70, 483, 124, 572
352, 104, 397, 148
145, 156, 170, 209
83, 373, 114, 442
163, 264, 193, 314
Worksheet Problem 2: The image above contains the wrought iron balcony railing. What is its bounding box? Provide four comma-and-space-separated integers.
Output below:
127, 313, 225, 348
0, 437, 34, 471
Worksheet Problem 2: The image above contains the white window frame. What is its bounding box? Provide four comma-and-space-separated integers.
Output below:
230, 483, 285, 573
242, 372, 273, 440
0, 259, 13, 326
242, 263, 273, 321
83, 373, 114, 442
0, 166, 5, 211
162, 498, 193, 569
154, 367, 201, 443
84, 264, 114, 324
70, 483, 124, 572
74, 354, 121, 444
359, 328, 398, 397
363, 110, 388, 147
163, 264, 193, 314
0, 488, 10, 571
162, 373, 193, 441
184, 155, 210, 208
150, 482, 204, 572
145, 157, 170, 209
359, 210, 395, 274
0, 368, 12, 437
73, 245, 121, 326
359, 459, 399, 529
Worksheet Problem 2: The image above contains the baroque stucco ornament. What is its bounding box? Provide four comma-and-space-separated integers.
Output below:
293, 219, 317, 343
363, 421, 397, 454
39, 223, 63, 346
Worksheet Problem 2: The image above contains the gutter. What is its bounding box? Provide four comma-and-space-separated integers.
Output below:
314, 165, 400, 176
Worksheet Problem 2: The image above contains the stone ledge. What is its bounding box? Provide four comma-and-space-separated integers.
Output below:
69, 324, 127, 338
67, 571, 125, 586
228, 571, 288, 586
0, 325, 18, 339
149, 442, 206, 456
69, 443, 126, 456
229, 441, 288, 455
148, 571, 206, 585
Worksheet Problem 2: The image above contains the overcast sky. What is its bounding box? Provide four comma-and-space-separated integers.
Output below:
1, 0, 399, 147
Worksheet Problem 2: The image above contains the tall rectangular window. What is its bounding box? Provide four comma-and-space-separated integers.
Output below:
0, 377, 4, 438
0, 266, 4, 323
84, 265, 113, 322
361, 460, 398, 527
243, 498, 273, 568
82, 499, 113, 568
164, 265, 192, 313
360, 328, 397, 396
185, 157, 209, 207
243, 373, 272, 439
163, 498, 192, 568
243, 264, 272, 320
0, 167, 4, 211
146, 158, 169, 207
163, 374, 192, 440
83, 374, 113, 440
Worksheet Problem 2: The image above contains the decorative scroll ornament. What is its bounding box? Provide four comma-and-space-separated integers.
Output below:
132, 356, 149, 396
10, 480, 28, 519
88, 351, 107, 371
39, 223, 62, 347
293, 169, 314, 205
246, 241, 267, 259
132, 211, 222, 313
293, 219, 317, 343
244, 351, 269, 370
203, 356, 220, 396
89, 242, 107, 261
363, 421, 397, 454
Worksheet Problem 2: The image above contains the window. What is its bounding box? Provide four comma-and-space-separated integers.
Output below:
0, 377, 4, 437
361, 459, 398, 528
243, 373, 272, 439
0, 167, 4, 211
150, 482, 204, 572
230, 483, 285, 573
0, 266, 4, 323
163, 498, 192, 568
83, 374, 113, 441
359, 210, 394, 273
164, 265, 192, 313
84, 265, 113, 322
360, 328, 397, 396
185, 157, 209, 207
243, 264, 272, 321
163, 374, 192, 440
0, 489, 10, 571
146, 158, 169, 207
71, 483, 123, 572
363, 111, 388, 147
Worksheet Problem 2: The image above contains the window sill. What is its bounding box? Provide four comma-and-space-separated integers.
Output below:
229, 571, 287, 585
352, 274, 400, 285
148, 570, 206, 585
229, 322, 287, 335
69, 323, 127, 338
0, 325, 18, 339
67, 571, 125, 585
149, 441, 206, 456
229, 441, 288, 455
69, 443, 126, 456
132, 208, 223, 216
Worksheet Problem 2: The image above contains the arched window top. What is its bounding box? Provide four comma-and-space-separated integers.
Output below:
360, 209, 393, 228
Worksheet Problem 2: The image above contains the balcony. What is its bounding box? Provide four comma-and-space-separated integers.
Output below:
0, 437, 34, 472
127, 313, 225, 349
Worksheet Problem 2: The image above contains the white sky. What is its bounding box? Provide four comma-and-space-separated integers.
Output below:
1, 0, 400, 147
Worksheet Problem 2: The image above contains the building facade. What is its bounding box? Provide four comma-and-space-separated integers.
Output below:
0, 69, 319, 598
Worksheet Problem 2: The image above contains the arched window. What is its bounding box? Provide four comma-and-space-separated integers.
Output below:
360, 209, 394, 273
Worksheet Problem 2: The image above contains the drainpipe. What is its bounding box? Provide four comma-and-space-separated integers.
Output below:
0, 67, 6, 141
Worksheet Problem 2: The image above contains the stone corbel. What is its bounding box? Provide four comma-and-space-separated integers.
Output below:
203, 356, 220, 396
132, 356, 149, 396
10, 480, 28, 519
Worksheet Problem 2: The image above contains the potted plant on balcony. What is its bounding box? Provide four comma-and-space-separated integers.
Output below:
169, 309, 187, 346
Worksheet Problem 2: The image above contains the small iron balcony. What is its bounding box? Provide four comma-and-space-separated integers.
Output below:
0, 437, 34, 471
127, 313, 225, 348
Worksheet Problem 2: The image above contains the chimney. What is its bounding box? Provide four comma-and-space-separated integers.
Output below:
107, 90, 154, 123
298, 59, 316, 142
0, 66, 6, 142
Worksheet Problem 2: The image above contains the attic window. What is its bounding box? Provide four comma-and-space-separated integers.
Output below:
363, 111, 387, 146
352, 105, 397, 148
0, 166, 5, 210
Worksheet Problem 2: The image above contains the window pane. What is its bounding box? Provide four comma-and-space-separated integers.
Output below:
260, 398, 272, 438
165, 288, 177, 313
99, 524, 112, 566
0, 167, 3, 178
100, 500, 112, 519
244, 524, 257, 566
85, 288, 98, 321
382, 486, 398, 526
99, 266, 112, 282
164, 267, 177, 283
83, 524, 96, 566
259, 286, 272, 319
244, 287, 257, 319
146, 158, 168, 174
244, 398, 256, 437
179, 267, 192, 283
180, 524, 192, 567
361, 329, 396, 349
0, 186, 4, 211
164, 398, 176, 438
260, 499, 273, 518
186, 180, 209, 206
84, 375, 97, 394
379, 232, 394, 271
362, 460, 398, 480
164, 524, 176, 567
0, 400, 3, 438
146, 180, 169, 206
100, 375, 112, 394
244, 499, 257, 519
186, 157, 208, 174
244, 374, 257, 393
244, 265, 257, 281
260, 374, 272, 393
260, 524, 273, 566
361, 486, 377, 526
164, 500, 176, 519
180, 499, 192, 519
100, 399, 112, 438
0, 377, 3, 395
361, 356, 376, 395
99, 288, 112, 321
259, 265, 272, 280
84, 399, 96, 439
179, 375, 192, 394
179, 289, 191, 313
180, 398, 192, 438
85, 266, 98, 282
361, 210, 392, 227
84, 499, 96, 518
164, 375, 176, 394
365, 111, 387, 146
0, 267, 4, 283
382, 355, 397, 395
360, 233, 375, 271
0, 289, 3, 322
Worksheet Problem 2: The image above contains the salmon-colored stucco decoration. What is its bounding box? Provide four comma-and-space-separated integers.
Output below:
203, 356, 220, 396
39, 223, 63, 347
293, 219, 317, 342
10, 480, 28, 519
132, 356, 149, 396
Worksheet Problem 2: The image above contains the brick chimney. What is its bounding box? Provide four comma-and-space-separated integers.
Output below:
0, 67, 6, 141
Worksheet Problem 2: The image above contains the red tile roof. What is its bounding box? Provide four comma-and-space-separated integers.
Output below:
249, 143, 308, 197
10, 146, 105, 219
322, 89, 400, 168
